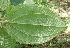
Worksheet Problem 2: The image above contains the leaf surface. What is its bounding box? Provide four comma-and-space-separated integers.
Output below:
5, 4, 67, 44
24, 0, 35, 4
10, 0, 25, 6
0, 0, 10, 11
0, 27, 17, 48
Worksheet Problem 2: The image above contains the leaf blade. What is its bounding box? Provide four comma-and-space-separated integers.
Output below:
5, 4, 67, 44
6, 4, 66, 27
0, 27, 17, 48
0, 0, 10, 11
6, 23, 66, 44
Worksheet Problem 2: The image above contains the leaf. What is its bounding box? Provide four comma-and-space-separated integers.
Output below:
6, 5, 66, 27
5, 4, 67, 44
10, 0, 25, 6
6, 23, 66, 44
61, 18, 70, 24
33, 0, 49, 4
0, 0, 10, 11
33, 0, 42, 4
0, 27, 17, 48
24, 0, 35, 4
65, 23, 70, 35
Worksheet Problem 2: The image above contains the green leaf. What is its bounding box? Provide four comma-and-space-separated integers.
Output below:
66, 23, 70, 32
6, 5, 66, 27
10, 0, 25, 6
33, 0, 48, 4
0, 0, 10, 11
61, 18, 70, 24
24, 0, 35, 4
5, 4, 67, 44
0, 27, 17, 48
33, 0, 42, 4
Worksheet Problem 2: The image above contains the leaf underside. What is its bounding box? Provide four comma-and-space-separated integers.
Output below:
5, 4, 67, 44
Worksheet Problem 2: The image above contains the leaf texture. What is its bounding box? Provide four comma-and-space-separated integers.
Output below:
10, 0, 25, 6
0, 0, 10, 11
0, 27, 17, 48
5, 4, 67, 44
24, 0, 35, 4
6, 5, 66, 27
6, 23, 66, 44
